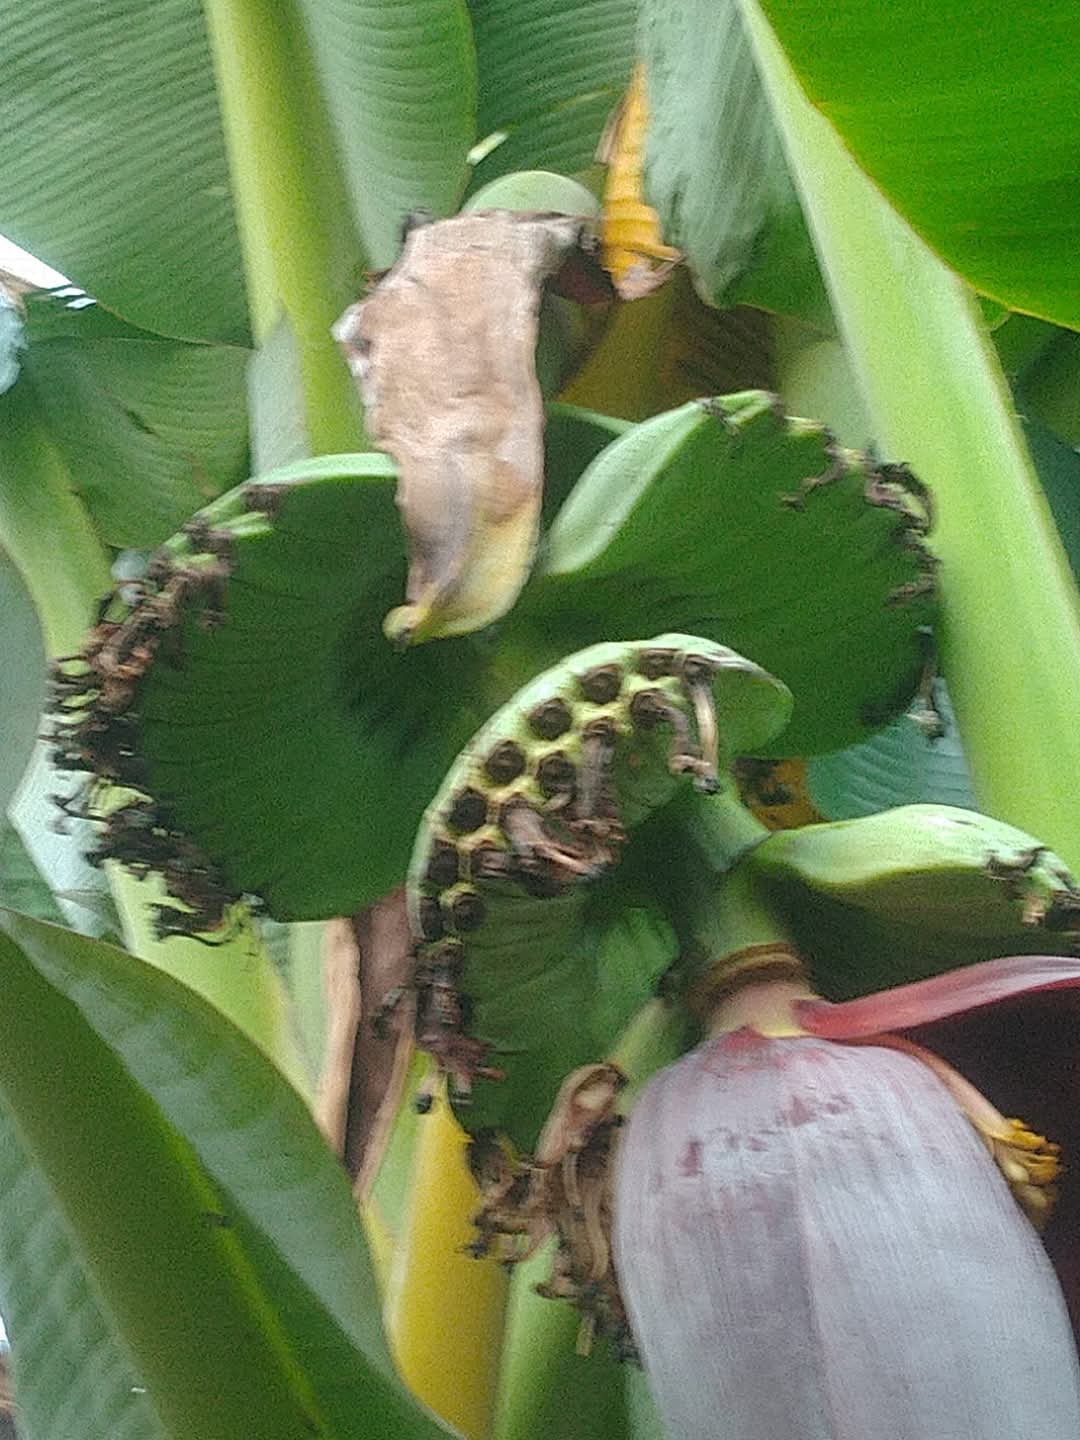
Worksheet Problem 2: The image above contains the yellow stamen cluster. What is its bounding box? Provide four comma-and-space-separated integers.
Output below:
976, 1119, 1061, 1231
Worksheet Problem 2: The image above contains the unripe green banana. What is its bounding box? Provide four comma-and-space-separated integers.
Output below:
751, 804, 1079, 935
464, 170, 600, 221
746, 803, 1080, 994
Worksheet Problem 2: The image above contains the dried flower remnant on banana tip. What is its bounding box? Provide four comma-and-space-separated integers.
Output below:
46, 528, 243, 940
468, 1064, 633, 1357
334, 210, 608, 646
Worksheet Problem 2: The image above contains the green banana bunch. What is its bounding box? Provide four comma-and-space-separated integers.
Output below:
403, 634, 1080, 1151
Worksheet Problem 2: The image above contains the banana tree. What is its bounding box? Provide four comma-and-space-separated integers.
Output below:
1, 2, 1080, 1439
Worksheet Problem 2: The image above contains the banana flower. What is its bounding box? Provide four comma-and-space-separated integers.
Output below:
615, 955, 1080, 1440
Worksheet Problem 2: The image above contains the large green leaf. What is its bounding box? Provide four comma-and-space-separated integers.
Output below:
740, 4, 1080, 873
298, 0, 477, 268
639, 0, 827, 323
0, 908, 453, 1440
0, 1099, 163, 1440
20, 296, 250, 547
467, 0, 634, 190
0, 0, 247, 343
755, 0, 1080, 331
53, 394, 935, 924
0, 546, 45, 815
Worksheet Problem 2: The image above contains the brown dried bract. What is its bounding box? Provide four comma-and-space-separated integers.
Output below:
334, 211, 592, 646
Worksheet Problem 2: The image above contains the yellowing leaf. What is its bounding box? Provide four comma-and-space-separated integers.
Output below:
597, 64, 681, 298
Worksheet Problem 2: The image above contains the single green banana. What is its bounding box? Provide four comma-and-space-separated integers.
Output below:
747, 804, 1080, 995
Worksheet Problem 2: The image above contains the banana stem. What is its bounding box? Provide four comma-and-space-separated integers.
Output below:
385, 1091, 509, 1440
681, 859, 801, 984
200, 0, 365, 453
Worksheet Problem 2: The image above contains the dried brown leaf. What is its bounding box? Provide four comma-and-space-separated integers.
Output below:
335, 211, 591, 644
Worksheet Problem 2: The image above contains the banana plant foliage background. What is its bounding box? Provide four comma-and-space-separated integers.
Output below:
1, 1, 1079, 1438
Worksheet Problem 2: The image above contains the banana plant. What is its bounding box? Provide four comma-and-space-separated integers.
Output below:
1, 2, 1079, 1439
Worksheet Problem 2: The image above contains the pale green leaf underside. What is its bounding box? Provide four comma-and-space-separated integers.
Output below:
21, 303, 250, 546
0, 1105, 160, 1440
0, 0, 247, 343
0, 298, 23, 393
467, 0, 634, 190
300, 0, 478, 268
0, 547, 46, 814
757, 0, 1080, 331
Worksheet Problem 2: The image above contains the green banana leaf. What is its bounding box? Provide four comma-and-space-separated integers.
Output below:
1020, 417, 1080, 583
0, 0, 247, 342
1018, 332, 1080, 449
755, 0, 1080, 331
0, 907, 454, 1440
1, 0, 477, 341
0, 824, 66, 926
19, 294, 250, 547
297, 0, 477, 268
639, 0, 827, 324
807, 682, 977, 820
466, 0, 634, 190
